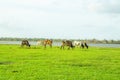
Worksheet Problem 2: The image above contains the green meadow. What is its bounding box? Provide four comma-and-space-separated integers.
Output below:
0, 44, 120, 80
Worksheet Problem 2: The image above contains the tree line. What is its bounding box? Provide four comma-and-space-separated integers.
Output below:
0, 37, 120, 44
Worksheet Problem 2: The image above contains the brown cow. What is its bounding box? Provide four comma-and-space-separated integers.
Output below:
43, 39, 53, 48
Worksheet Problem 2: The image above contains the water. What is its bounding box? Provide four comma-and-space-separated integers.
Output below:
89, 43, 120, 48
0, 41, 120, 48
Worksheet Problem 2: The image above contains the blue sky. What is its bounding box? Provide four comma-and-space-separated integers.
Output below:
0, 0, 120, 40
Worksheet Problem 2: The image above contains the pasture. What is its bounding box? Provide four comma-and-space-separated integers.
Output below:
0, 44, 120, 80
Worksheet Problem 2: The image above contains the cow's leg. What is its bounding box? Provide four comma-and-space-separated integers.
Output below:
60, 45, 62, 49
44, 44, 46, 48
61, 45, 65, 49
63, 45, 65, 49
21, 44, 23, 47
81, 44, 84, 49
60, 45, 63, 49
68, 46, 70, 50
83, 45, 84, 49
86, 45, 88, 49
50, 44, 52, 48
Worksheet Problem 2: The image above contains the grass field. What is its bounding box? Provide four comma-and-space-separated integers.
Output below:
0, 44, 120, 80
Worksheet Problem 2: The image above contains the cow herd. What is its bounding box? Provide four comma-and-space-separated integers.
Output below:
21, 39, 89, 49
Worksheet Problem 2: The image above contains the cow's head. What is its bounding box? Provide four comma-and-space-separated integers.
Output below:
28, 44, 31, 47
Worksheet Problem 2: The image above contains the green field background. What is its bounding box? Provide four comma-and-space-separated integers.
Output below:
0, 44, 120, 80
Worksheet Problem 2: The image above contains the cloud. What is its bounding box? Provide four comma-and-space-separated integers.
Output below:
0, 0, 120, 39
1, 0, 120, 14
87, 0, 120, 14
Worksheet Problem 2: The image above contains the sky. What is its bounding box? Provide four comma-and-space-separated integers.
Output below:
0, 0, 120, 40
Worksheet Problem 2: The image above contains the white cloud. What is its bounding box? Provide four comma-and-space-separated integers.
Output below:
86, 0, 120, 13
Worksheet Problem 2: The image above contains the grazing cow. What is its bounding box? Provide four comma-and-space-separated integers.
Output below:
73, 41, 81, 47
43, 39, 53, 48
21, 40, 30, 47
61, 40, 74, 49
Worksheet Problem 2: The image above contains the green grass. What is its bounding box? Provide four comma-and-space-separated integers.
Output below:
0, 44, 120, 80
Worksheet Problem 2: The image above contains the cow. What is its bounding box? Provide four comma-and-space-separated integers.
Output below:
43, 39, 53, 48
21, 40, 30, 47
61, 40, 74, 49
73, 41, 81, 47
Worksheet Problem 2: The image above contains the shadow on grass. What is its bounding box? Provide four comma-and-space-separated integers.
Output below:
18, 47, 42, 49
70, 63, 92, 67
0, 61, 13, 65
